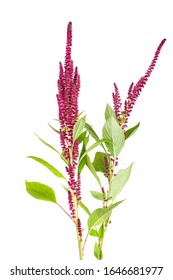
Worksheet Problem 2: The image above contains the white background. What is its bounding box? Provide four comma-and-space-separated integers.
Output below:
0, 0, 173, 279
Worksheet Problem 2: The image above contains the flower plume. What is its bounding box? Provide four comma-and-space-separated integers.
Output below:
57, 22, 81, 218
112, 39, 166, 130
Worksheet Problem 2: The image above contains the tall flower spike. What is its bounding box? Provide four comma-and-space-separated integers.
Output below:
57, 22, 80, 161
123, 39, 166, 128
57, 22, 81, 216
112, 39, 166, 131
112, 83, 122, 122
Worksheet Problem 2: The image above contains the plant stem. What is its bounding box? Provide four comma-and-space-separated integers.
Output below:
74, 197, 84, 260
82, 232, 89, 253
56, 202, 73, 221
76, 229, 83, 260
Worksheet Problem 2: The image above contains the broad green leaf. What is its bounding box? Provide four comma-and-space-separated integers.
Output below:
102, 116, 125, 157
48, 123, 59, 134
89, 229, 98, 237
27, 156, 66, 180
34, 133, 67, 164
78, 131, 87, 144
111, 163, 133, 202
105, 103, 118, 121
90, 191, 104, 200
62, 185, 91, 216
88, 200, 124, 231
98, 224, 104, 239
25, 181, 56, 203
94, 243, 103, 260
86, 155, 101, 187
92, 152, 107, 173
73, 116, 86, 142
125, 122, 140, 140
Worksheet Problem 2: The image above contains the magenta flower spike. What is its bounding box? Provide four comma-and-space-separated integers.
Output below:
112, 39, 166, 130
57, 22, 82, 217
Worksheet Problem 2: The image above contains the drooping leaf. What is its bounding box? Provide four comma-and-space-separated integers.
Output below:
94, 243, 103, 260
73, 116, 86, 142
86, 155, 101, 187
48, 122, 59, 134
34, 133, 67, 164
89, 229, 98, 237
98, 223, 104, 239
125, 122, 140, 140
102, 116, 125, 158
27, 156, 66, 180
92, 152, 107, 173
25, 181, 56, 203
88, 200, 124, 231
90, 191, 104, 200
111, 163, 133, 202
105, 103, 118, 122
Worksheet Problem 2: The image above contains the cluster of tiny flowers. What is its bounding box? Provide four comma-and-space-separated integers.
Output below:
77, 218, 82, 238
101, 187, 107, 208
57, 22, 81, 218
112, 39, 166, 131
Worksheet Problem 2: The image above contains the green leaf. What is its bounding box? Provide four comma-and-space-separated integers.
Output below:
25, 181, 56, 203
125, 122, 140, 140
79, 139, 111, 163
102, 116, 125, 157
48, 123, 59, 134
90, 191, 104, 200
78, 156, 87, 173
98, 224, 104, 239
111, 163, 133, 202
85, 123, 100, 142
73, 116, 86, 142
89, 229, 98, 237
78, 131, 87, 144
94, 243, 103, 260
27, 156, 66, 180
79, 201, 91, 216
86, 155, 101, 187
85, 123, 107, 153
34, 133, 67, 164
78, 140, 87, 173
53, 118, 60, 121
105, 103, 118, 121
92, 152, 107, 173
75, 110, 85, 120
88, 200, 124, 231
